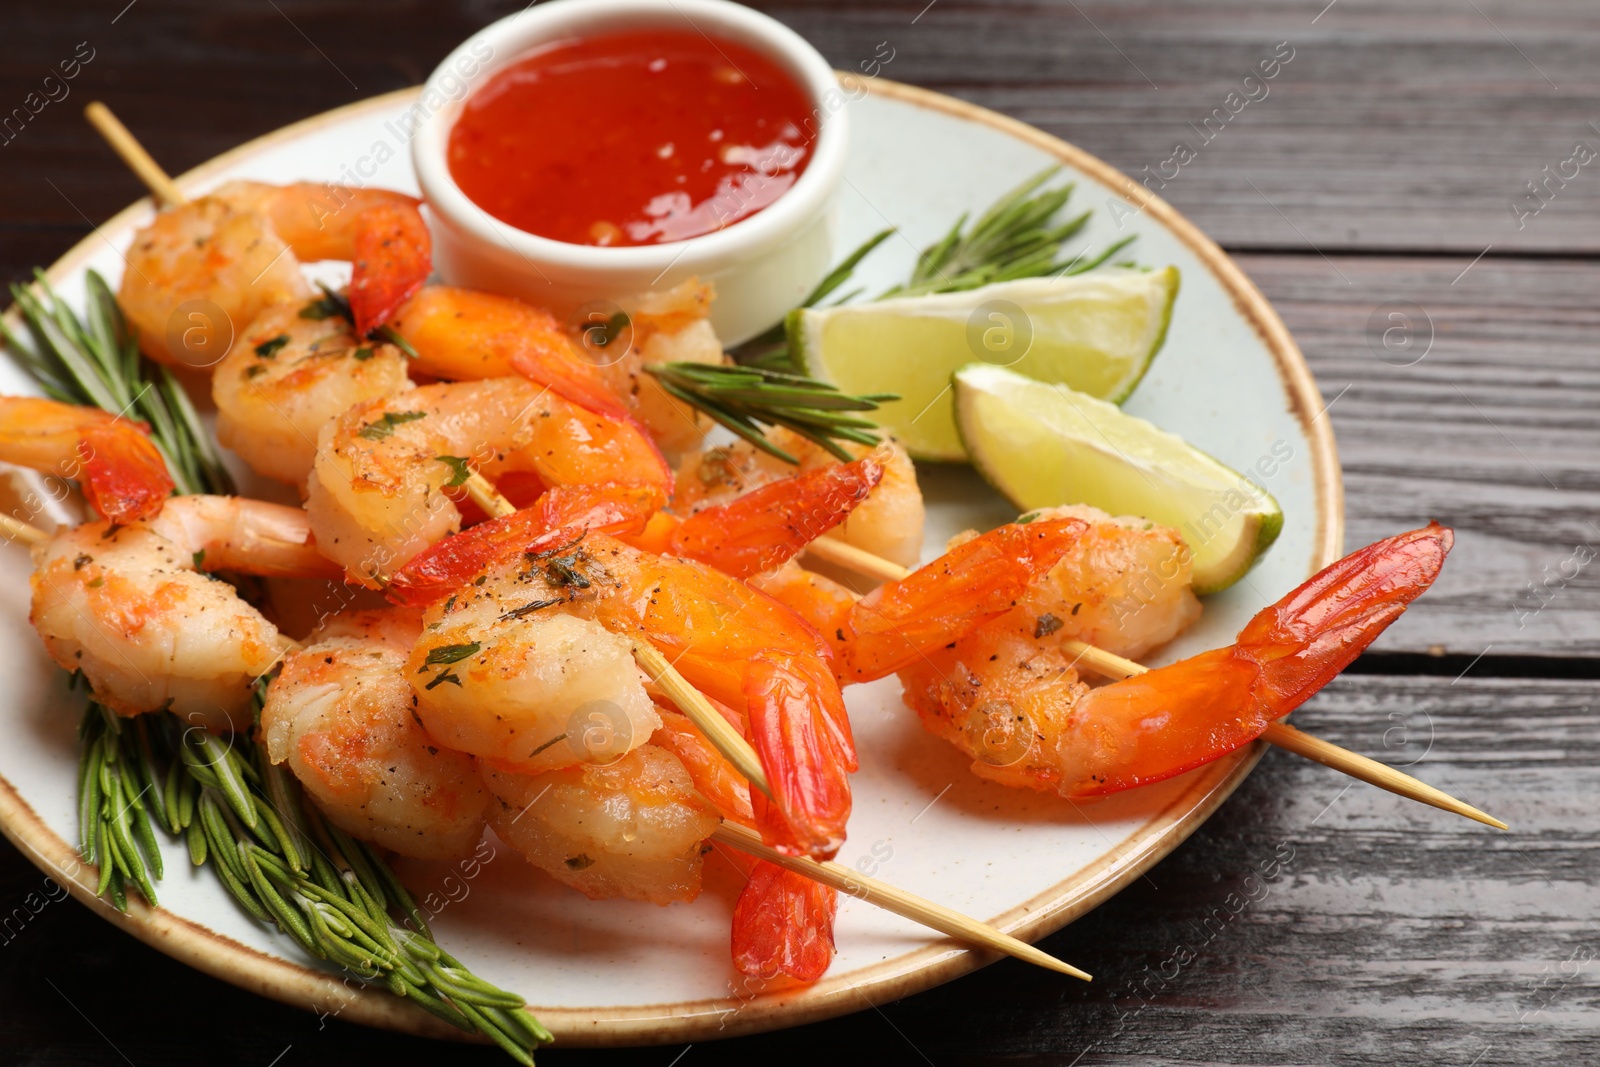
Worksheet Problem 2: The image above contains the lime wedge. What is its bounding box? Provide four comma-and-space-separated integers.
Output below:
791, 268, 1179, 461
953, 363, 1283, 594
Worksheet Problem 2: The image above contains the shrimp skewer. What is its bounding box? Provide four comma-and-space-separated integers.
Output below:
212, 301, 412, 486
676, 426, 925, 569
866, 522, 1454, 799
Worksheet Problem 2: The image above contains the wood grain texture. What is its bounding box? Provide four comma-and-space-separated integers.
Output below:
0, 1, 1594, 1065
765, 0, 1600, 254
1237, 251, 1600, 659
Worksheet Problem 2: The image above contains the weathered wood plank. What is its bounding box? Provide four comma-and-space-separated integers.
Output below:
766, 0, 1600, 254
4, 1, 1600, 259
1236, 252, 1600, 658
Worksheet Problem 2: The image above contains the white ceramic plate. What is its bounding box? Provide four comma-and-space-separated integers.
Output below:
0, 79, 1341, 1047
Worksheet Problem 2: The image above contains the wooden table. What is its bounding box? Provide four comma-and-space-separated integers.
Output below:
2, 3, 1594, 1064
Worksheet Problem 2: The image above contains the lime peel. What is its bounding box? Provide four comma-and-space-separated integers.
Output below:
953, 363, 1284, 594
792, 268, 1179, 461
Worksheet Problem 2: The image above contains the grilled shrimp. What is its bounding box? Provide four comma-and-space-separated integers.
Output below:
858, 518, 1453, 799
119, 181, 429, 366
262, 608, 490, 859
973, 504, 1201, 662
387, 278, 724, 456
212, 301, 412, 486
391, 508, 856, 861
30, 495, 341, 732
408, 601, 661, 776
481, 746, 719, 905
304, 377, 670, 583
0, 396, 175, 524
676, 426, 924, 568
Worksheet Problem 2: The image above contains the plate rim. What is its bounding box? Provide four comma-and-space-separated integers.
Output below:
0, 76, 1344, 1047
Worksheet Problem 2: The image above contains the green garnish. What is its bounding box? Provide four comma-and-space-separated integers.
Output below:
425, 642, 480, 666
298, 284, 417, 357
370, 323, 418, 359
352, 345, 374, 361
642, 362, 897, 464
435, 455, 472, 487
253, 334, 289, 358
358, 410, 426, 441
500, 598, 561, 622
424, 669, 463, 690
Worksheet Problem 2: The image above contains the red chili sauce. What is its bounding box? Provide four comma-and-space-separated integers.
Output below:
447, 28, 815, 247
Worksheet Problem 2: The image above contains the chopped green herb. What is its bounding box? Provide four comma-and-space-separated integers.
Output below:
544, 554, 591, 589
369, 324, 417, 359
424, 669, 463, 690
530, 733, 566, 757
352, 346, 374, 361
244, 364, 268, 379
192, 549, 205, 570
297, 289, 346, 321
435, 455, 471, 487
425, 642, 481, 666
253, 334, 289, 358
358, 410, 427, 441
500, 598, 561, 622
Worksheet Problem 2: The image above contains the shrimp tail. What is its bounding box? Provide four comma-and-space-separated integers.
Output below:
744, 650, 854, 860
387, 484, 664, 606
1067, 523, 1454, 797
730, 858, 838, 982
1238, 521, 1454, 706
668, 455, 885, 580
841, 517, 1091, 682
77, 421, 175, 524
349, 201, 432, 336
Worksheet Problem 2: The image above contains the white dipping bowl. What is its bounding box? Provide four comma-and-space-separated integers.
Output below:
411, 0, 849, 345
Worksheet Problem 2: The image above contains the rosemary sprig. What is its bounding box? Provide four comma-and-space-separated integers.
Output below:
1, 269, 233, 496
644, 362, 897, 463
4, 276, 550, 1062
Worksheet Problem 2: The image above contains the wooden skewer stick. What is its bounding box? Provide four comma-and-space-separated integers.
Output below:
802, 534, 904, 583
0, 513, 48, 546
631, 638, 772, 799
710, 821, 1091, 981
1058, 638, 1508, 831
85, 102, 186, 209
805, 535, 1506, 830
460, 469, 516, 519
